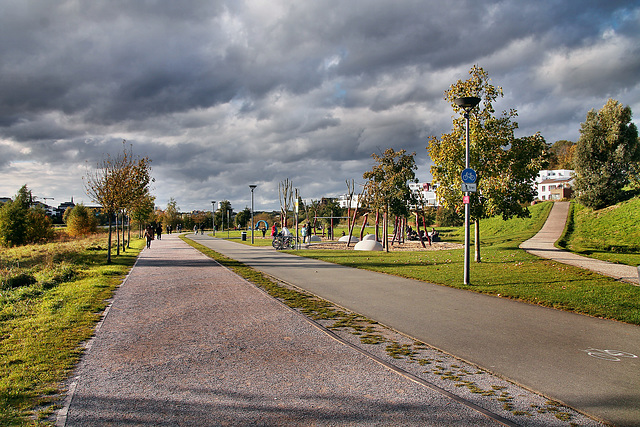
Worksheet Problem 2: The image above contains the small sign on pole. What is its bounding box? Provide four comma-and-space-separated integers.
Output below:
463, 195, 470, 204
462, 183, 477, 192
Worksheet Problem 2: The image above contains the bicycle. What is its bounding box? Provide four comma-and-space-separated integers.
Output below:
272, 234, 295, 250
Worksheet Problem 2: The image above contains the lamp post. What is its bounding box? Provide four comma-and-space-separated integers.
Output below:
249, 185, 257, 244
454, 96, 481, 285
211, 201, 216, 236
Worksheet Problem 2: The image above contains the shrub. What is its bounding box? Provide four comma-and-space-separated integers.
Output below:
66, 204, 98, 237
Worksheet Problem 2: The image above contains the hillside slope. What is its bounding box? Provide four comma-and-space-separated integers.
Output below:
561, 196, 640, 266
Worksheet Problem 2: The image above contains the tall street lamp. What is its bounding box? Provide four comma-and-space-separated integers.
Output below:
249, 185, 257, 244
454, 96, 481, 285
211, 201, 216, 236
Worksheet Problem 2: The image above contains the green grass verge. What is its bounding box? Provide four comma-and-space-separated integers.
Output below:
0, 235, 144, 426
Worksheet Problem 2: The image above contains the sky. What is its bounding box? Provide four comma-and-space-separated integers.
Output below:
1, 0, 639, 212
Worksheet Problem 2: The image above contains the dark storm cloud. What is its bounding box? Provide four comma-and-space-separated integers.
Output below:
0, 0, 638, 210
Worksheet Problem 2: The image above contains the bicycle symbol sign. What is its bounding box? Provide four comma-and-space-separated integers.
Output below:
583, 348, 638, 361
461, 168, 477, 184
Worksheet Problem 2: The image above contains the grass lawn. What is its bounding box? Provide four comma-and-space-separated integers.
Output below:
0, 233, 143, 426
288, 202, 640, 326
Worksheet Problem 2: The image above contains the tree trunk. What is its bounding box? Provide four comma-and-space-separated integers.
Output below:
423, 212, 431, 246
121, 211, 126, 252
116, 213, 120, 256
375, 210, 380, 242
384, 206, 389, 252
107, 214, 112, 264
359, 213, 368, 240
346, 206, 358, 248
475, 218, 481, 263
414, 212, 426, 248
390, 216, 396, 245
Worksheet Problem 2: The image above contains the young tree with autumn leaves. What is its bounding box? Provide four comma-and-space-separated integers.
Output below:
428, 65, 548, 263
362, 148, 418, 252
84, 141, 153, 263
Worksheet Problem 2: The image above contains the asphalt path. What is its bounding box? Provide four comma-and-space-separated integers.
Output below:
188, 232, 640, 426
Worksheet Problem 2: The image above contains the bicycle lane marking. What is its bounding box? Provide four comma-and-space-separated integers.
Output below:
583, 348, 638, 361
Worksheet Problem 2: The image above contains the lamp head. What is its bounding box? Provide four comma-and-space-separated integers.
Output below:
454, 97, 481, 112
249, 185, 257, 190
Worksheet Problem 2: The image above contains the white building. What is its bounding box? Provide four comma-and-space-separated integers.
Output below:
535, 169, 574, 201
338, 182, 440, 209
409, 182, 439, 207
337, 194, 361, 209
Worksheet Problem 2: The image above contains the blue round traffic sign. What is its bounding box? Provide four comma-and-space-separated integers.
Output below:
461, 168, 477, 184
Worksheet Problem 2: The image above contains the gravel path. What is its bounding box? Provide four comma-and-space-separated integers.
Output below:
60, 234, 507, 426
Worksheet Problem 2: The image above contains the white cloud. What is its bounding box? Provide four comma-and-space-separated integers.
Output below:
0, 1, 638, 211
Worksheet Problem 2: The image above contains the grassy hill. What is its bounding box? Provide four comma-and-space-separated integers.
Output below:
559, 196, 640, 266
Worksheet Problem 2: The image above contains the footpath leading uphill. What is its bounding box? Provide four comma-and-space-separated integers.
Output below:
520, 201, 639, 285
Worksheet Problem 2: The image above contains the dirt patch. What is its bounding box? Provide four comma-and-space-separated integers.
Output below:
307, 240, 463, 251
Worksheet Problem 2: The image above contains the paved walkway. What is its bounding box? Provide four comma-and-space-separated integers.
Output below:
60, 234, 512, 426
520, 201, 639, 285
189, 224, 640, 426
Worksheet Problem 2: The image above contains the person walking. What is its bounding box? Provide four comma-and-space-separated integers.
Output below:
144, 226, 153, 249
301, 223, 307, 243
306, 222, 312, 243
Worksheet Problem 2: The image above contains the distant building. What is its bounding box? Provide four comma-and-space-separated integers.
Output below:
338, 194, 360, 209
409, 182, 439, 207
535, 170, 574, 201
338, 182, 440, 209
56, 198, 76, 218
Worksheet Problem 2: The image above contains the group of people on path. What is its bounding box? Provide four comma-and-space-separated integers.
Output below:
143, 223, 187, 249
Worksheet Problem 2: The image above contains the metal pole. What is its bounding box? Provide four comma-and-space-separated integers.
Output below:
211, 201, 216, 236
249, 185, 256, 244
464, 111, 471, 285
454, 96, 479, 286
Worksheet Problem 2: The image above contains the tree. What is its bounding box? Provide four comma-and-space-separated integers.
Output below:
362, 148, 418, 251
573, 99, 640, 209
130, 193, 156, 237
428, 65, 548, 262
26, 206, 54, 244
85, 142, 153, 263
548, 140, 575, 170
218, 200, 233, 230
0, 185, 53, 247
278, 179, 294, 227
235, 207, 251, 229
163, 198, 180, 229
66, 204, 98, 237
